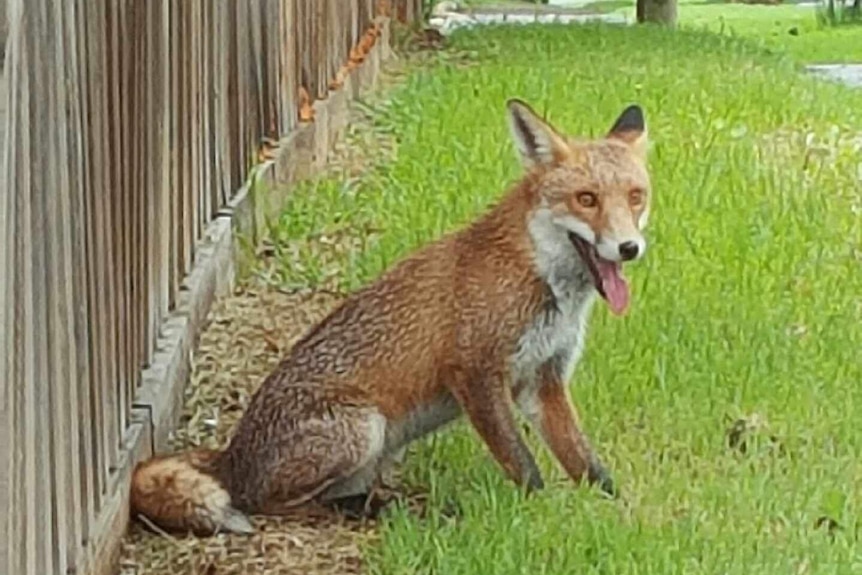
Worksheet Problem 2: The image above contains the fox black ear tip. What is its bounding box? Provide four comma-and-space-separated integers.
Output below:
623, 104, 645, 119
611, 104, 646, 133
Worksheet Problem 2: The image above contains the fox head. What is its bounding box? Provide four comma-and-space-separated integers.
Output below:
505, 98, 651, 315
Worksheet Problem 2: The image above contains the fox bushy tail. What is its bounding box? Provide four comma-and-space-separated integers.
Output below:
130, 449, 254, 535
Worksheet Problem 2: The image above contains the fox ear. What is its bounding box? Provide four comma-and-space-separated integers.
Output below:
506, 99, 570, 168
608, 104, 648, 160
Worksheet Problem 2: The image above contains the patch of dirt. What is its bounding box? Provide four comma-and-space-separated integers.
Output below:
724, 412, 785, 457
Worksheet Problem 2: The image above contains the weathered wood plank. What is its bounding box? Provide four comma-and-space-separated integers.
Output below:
129, 0, 147, 392
46, 0, 85, 569
179, 0, 193, 282
144, 0, 160, 360
106, 0, 125, 475
0, 18, 11, 574
2, 4, 26, 572
15, 2, 54, 572
168, 0, 181, 308
68, 0, 97, 550
80, 0, 105, 533
186, 0, 204, 260
156, 0, 171, 325
278, 0, 297, 136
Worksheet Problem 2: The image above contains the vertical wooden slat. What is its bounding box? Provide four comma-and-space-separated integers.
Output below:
191, 0, 202, 247
3, 2, 30, 571
182, 0, 194, 279
279, 0, 297, 136
10, 28, 34, 568
185, 0, 201, 254
250, 0, 263, 139
213, 0, 231, 209
117, 0, 134, 432
175, 0, 188, 283
82, 0, 108, 521
262, 0, 279, 139
157, 0, 171, 324
147, 0, 166, 347
236, 0, 249, 176
143, 0, 157, 358
47, 0, 85, 569
132, 0, 148, 382
227, 2, 242, 191
200, 0, 213, 224
105, 0, 124, 471
168, 0, 181, 307
126, 0, 143, 409
22, 1, 56, 572
70, 0, 97, 547
0, 9, 12, 571
315, 0, 325, 100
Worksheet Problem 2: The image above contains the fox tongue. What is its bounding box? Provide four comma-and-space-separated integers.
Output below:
595, 259, 630, 316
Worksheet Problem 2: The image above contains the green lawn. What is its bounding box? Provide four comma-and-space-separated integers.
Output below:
260, 20, 862, 575
615, 0, 862, 63
462, 0, 862, 63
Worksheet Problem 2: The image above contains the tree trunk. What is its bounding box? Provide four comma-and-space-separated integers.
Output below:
637, 0, 678, 26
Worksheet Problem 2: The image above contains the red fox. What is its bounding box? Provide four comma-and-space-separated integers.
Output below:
130, 98, 652, 535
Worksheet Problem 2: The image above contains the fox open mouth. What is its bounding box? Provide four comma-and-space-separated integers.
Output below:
568, 232, 630, 316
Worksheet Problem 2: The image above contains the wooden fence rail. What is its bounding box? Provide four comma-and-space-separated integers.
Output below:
0, 1, 422, 573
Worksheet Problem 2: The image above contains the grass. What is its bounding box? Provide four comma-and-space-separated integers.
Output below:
447, 0, 862, 62
257, 18, 862, 575
610, 0, 862, 63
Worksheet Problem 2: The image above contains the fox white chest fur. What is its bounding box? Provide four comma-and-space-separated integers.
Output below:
511, 207, 597, 396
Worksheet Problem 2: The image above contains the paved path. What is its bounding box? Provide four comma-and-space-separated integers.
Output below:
429, 5, 628, 35
806, 64, 862, 88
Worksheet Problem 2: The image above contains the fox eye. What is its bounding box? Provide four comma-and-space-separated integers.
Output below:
629, 188, 645, 205
576, 191, 598, 208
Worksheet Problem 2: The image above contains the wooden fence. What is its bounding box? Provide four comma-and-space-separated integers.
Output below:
0, 1, 423, 574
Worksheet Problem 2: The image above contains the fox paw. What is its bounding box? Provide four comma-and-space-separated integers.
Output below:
326, 492, 400, 520
588, 461, 618, 499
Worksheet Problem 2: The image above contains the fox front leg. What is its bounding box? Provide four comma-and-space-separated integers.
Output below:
449, 367, 545, 493
518, 363, 617, 498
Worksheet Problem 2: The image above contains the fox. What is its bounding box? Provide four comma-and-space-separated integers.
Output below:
130, 98, 652, 535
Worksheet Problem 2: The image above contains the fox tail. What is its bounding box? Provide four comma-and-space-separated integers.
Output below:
130, 449, 253, 536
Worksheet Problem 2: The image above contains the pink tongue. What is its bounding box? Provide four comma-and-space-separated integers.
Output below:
595, 259, 630, 316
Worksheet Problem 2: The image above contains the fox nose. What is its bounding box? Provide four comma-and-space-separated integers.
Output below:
618, 241, 640, 261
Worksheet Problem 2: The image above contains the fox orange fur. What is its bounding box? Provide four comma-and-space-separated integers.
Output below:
130, 99, 652, 535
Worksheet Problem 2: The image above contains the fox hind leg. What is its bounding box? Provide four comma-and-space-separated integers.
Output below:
251, 407, 387, 515
319, 440, 409, 519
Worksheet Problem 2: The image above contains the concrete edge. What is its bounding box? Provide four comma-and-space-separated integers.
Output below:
82, 16, 394, 575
